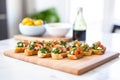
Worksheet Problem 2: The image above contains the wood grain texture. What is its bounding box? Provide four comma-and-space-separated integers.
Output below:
4, 50, 119, 75
14, 35, 72, 42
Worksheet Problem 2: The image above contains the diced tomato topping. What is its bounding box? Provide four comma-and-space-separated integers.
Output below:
46, 46, 50, 50
74, 50, 79, 55
39, 41, 45, 45
79, 47, 83, 53
34, 43, 39, 47
23, 41, 29, 45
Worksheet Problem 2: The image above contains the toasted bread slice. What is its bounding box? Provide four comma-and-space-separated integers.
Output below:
83, 50, 92, 56
67, 53, 83, 60
38, 51, 51, 58
24, 49, 38, 56
61, 53, 67, 58
92, 49, 105, 55
14, 47, 25, 53
92, 48, 106, 55
51, 53, 64, 60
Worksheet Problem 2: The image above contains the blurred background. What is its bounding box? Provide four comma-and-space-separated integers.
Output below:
0, 0, 120, 40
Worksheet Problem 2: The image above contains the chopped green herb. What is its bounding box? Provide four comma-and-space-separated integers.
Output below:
17, 42, 23, 47
81, 45, 86, 51
59, 41, 66, 46
71, 44, 76, 48
40, 47, 51, 53
28, 45, 34, 50
92, 44, 101, 50
53, 48, 61, 54
45, 42, 50, 46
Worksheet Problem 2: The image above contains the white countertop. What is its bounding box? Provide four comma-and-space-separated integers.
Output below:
0, 33, 120, 80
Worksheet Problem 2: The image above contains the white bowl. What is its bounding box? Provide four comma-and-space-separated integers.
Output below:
45, 23, 71, 37
19, 23, 46, 36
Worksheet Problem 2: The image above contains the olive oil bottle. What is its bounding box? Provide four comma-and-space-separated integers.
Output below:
73, 7, 87, 42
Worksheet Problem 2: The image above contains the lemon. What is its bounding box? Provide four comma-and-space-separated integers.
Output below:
34, 20, 43, 26
22, 17, 32, 25
25, 21, 33, 26
21, 17, 44, 26
32, 19, 36, 25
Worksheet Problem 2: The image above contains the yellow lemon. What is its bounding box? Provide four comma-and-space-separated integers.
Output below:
25, 21, 33, 26
22, 17, 31, 25
34, 20, 43, 26
32, 19, 36, 25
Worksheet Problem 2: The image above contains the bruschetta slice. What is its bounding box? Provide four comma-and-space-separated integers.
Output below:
51, 45, 67, 60
14, 41, 29, 53
38, 42, 51, 58
68, 44, 83, 60
25, 48, 38, 56
25, 41, 41, 56
81, 43, 92, 56
91, 41, 106, 55
68, 48, 83, 60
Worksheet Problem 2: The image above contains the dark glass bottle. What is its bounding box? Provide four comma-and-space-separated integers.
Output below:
73, 7, 87, 42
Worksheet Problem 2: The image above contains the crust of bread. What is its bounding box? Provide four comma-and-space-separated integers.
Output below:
24, 49, 38, 56
38, 51, 51, 58
14, 47, 25, 53
92, 48, 106, 55
67, 54, 77, 60
67, 53, 84, 60
83, 50, 92, 56
61, 53, 67, 58
51, 53, 64, 60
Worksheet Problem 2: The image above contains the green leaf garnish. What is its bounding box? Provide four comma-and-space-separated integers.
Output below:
17, 42, 23, 47
53, 48, 61, 54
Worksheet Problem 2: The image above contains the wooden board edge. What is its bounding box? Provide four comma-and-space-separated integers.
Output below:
77, 53, 120, 75
14, 35, 72, 42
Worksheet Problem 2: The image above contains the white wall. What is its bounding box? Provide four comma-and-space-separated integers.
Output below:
6, 0, 23, 38
113, 0, 120, 25
25, 0, 35, 16
24, 0, 71, 22
102, 0, 115, 33
34, 0, 70, 23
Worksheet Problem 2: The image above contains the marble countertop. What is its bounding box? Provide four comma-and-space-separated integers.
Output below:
0, 33, 120, 80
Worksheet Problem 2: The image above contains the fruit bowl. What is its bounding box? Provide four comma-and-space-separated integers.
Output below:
19, 17, 46, 36
19, 23, 46, 36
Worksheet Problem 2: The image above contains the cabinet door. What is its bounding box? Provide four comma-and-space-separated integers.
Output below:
0, 0, 8, 40
0, 19, 8, 40
0, 0, 6, 13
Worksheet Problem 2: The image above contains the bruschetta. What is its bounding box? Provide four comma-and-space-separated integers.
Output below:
81, 43, 92, 56
38, 41, 51, 58
51, 44, 67, 60
91, 41, 106, 55
25, 41, 41, 56
68, 43, 83, 60
14, 41, 29, 53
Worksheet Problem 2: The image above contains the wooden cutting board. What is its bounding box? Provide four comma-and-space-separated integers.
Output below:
4, 50, 119, 75
14, 34, 72, 42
